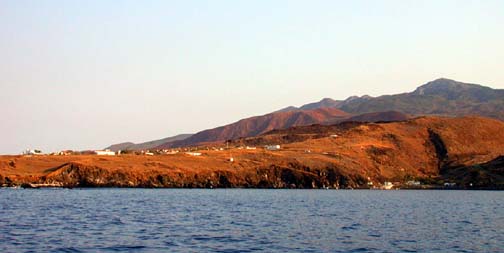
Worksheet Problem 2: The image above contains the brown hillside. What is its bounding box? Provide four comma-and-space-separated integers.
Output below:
1, 116, 503, 189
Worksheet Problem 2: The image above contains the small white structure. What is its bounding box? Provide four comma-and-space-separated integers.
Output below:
246, 146, 256, 150
23, 149, 43, 155
94, 149, 115, 156
58, 150, 73, 156
382, 182, 394, 190
330, 134, 339, 138
265, 145, 281, 151
145, 152, 154, 156
185, 152, 202, 156
367, 177, 374, 187
406, 181, 421, 186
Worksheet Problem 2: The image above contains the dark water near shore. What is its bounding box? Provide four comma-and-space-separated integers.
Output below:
0, 189, 502, 253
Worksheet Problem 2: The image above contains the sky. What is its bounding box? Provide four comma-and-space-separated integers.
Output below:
1, 0, 503, 154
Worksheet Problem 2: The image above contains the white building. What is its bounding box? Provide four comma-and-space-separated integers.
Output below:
265, 145, 281, 151
406, 180, 421, 186
23, 149, 43, 155
185, 152, 202, 156
382, 182, 394, 190
94, 149, 116, 156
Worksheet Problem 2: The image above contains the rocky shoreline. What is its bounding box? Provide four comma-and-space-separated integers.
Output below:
1, 161, 502, 190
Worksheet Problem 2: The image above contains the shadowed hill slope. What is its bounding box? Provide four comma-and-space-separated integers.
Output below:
441, 156, 504, 188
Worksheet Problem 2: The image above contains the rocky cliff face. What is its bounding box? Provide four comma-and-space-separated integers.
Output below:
36, 162, 365, 189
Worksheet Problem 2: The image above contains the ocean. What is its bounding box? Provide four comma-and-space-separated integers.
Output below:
1, 189, 502, 252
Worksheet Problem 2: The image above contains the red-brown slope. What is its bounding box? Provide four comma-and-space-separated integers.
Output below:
158, 108, 349, 148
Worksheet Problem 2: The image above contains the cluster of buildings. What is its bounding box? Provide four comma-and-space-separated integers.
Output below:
21, 143, 283, 157
22, 149, 117, 156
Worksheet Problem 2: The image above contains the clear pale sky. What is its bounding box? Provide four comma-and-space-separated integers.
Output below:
1, 0, 503, 154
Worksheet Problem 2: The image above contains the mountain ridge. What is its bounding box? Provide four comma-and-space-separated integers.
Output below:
288, 78, 504, 120
107, 78, 503, 150
157, 107, 350, 149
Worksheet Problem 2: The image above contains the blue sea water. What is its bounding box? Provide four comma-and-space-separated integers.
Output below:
0, 189, 502, 253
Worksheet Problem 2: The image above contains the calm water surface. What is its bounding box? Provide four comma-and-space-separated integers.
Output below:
0, 189, 502, 252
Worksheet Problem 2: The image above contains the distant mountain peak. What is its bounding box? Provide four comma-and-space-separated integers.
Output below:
299, 97, 342, 110
274, 106, 299, 113
432, 77, 454, 82
344, 96, 359, 101
343, 95, 372, 102
320, 97, 336, 102
336, 78, 503, 118
413, 78, 488, 95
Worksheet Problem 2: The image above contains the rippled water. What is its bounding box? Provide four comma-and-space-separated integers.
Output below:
0, 189, 502, 252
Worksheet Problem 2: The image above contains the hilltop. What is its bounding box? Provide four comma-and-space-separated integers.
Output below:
306, 78, 504, 119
